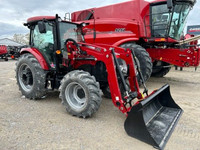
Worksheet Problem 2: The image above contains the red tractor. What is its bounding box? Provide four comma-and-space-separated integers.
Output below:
71, 0, 199, 81
16, 15, 182, 149
0, 45, 8, 61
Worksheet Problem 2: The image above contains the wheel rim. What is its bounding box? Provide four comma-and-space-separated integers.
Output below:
18, 63, 33, 92
65, 82, 87, 110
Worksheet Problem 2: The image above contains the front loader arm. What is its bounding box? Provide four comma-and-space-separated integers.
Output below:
66, 42, 143, 115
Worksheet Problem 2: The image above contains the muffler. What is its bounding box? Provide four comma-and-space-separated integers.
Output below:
124, 84, 182, 149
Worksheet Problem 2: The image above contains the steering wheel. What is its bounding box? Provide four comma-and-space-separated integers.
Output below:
65, 38, 81, 52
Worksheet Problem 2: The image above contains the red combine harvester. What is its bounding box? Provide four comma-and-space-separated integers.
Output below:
0, 45, 8, 61
16, 15, 182, 149
71, 0, 199, 81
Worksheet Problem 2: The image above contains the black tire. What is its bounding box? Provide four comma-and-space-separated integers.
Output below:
16, 53, 47, 99
151, 61, 171, 77
102, 85, 112, 99
120, 43, 152, 84
59, 70, 102, 118
4, 57, 8, 61
102, 82, 130, 99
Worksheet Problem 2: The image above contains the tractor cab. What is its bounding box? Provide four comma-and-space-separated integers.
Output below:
25, 15, 84, 69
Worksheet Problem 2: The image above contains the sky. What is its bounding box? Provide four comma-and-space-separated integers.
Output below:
0, 0, 199, 39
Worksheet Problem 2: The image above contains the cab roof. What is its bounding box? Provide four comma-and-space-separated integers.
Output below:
25, 15, 83, 27
27, 16, 56, 24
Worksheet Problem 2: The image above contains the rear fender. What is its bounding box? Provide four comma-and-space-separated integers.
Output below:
20, 47, 49, 70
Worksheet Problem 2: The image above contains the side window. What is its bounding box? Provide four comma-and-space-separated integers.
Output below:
33, 24, 54, 49
151, 4, 170, 37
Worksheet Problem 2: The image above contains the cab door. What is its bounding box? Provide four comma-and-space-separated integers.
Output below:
31, 22, 56, 68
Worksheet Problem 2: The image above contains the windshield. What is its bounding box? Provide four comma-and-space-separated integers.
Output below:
59, 22, 84, 50
168, 4, 190, 40
151, 3, 191, 40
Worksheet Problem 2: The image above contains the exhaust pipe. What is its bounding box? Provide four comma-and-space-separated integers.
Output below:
124, 84, 182, 149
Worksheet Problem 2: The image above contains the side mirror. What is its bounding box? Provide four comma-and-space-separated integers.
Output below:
38, 21, 46, 33
167, 0, 173, 10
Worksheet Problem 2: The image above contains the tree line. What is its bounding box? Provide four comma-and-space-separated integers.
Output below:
12, 33, 29, 45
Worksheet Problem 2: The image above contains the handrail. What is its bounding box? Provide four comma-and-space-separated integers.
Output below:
179, 35, 200, 45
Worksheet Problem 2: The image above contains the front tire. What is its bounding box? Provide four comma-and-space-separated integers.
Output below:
16, 53, 47, 99
151, 61, 171, 77
102, 82, 129, 99
120, 43, 152, 84
102, 85, 112, 99
59, 70, 102, 118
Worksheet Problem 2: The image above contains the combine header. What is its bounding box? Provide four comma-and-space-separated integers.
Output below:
16, 15, 182, 149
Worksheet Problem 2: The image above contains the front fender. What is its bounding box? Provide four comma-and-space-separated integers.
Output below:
112, 38, 139, 47
20, 47, 49, 70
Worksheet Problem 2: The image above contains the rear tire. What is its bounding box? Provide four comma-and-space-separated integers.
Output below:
59, 70, 102, 118
151, 61, 171, 77
16, 53, 47, 99
120, 43, 152, 84
4, 56, 8, 61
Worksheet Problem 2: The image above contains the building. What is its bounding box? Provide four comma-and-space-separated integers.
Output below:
0, 38, 23, 47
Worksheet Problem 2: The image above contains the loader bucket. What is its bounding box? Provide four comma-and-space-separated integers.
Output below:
124, 84, 182, 149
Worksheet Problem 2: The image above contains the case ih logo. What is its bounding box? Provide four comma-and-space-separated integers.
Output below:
187, 25, 200, 35
189, 28, 200, 32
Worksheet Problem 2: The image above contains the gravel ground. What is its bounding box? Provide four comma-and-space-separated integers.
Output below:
0, 59, 200, 150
